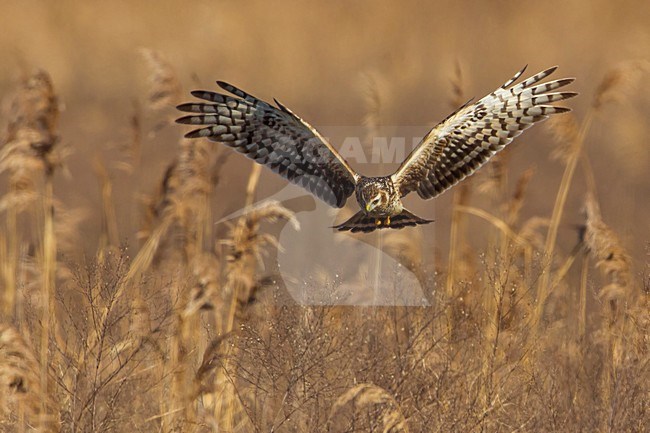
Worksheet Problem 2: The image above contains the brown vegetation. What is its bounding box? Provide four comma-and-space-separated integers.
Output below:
0, 2, 649, 432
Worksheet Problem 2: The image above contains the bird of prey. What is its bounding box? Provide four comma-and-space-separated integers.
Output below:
177, 66, 576, 233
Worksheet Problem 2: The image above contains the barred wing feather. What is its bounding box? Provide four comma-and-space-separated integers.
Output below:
392, 66, 577, 199
177, 82, 358, 208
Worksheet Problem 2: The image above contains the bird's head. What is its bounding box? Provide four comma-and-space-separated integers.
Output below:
365, 194, 383, 212
360, 182, 389, 213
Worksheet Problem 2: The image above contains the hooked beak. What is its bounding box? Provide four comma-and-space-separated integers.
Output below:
365, 202, 374, 212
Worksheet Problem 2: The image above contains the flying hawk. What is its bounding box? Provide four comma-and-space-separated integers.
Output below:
176, 66, 576, 233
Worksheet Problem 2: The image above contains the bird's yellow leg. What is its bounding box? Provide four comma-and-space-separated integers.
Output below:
385, 216, 391, 225
375, 219, 382, 226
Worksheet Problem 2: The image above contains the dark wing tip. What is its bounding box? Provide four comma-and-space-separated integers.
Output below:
217, 81, 241, 95
190, 90, 209, 99
545, 65, 559, 74
518, 64, 529, 77
216, 81, 261, 105
503, 65, 529, 89
557, 77, 576, 86
176, 103, 196, 112
175, 115, 197, 124
184, 128, 212, 139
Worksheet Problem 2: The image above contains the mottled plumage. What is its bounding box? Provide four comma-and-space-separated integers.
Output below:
177, 66, 576, 233
177, 82, 357, 207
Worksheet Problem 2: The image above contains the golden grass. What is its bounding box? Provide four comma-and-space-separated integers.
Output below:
0, 15, 649, 433
328, 383, 408, 432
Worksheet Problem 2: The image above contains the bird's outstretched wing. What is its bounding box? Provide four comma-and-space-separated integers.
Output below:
177, 82, 359, 208
391, 66, 577, 199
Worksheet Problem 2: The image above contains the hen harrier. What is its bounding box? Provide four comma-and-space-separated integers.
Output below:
177, 65, 576, 233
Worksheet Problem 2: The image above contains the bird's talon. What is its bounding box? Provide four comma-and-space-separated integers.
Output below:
375, 219, 382, 226
385, 216, 391, 225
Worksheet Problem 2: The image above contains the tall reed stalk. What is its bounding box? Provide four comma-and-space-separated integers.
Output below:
2, 205, 17, 319
39, 173, 56, 427
445, 61, 469, 330
534, 111, 593, 330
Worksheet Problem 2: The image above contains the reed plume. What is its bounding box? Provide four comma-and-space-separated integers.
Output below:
328, 383, 408, 432
0, 325, 58, 432
582, 193, 632, 324
140, 48, 182, 111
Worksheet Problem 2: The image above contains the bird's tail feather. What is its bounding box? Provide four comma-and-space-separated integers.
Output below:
333, 209, 432, 233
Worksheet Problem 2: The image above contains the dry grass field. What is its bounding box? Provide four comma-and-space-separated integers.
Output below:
0, 1, 649, 432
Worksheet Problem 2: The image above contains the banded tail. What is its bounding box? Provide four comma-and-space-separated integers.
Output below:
333, 209, 433, 233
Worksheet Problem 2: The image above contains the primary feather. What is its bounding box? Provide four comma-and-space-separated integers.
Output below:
392, 65, 577, 198
176, 82, 358, 207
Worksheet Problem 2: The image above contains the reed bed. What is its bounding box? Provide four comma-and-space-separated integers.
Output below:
0, 44, 648, 433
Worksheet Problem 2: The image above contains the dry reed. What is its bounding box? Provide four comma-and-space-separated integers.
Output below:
0, 324, 58, 432
0, 48, 647, 433
328, 383, 408, 432
140, 48, 183, 111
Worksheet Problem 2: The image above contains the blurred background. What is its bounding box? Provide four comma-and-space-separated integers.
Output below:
0, 0, 648, 263
1, 2, 648, 431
